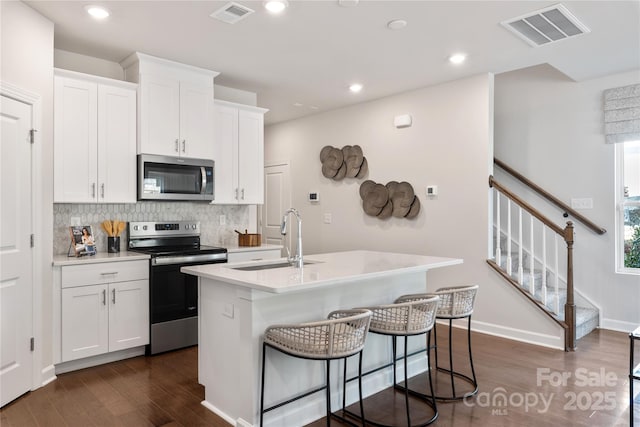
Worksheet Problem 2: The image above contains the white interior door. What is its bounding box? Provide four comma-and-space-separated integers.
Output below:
261, 163, 290, 255
0, 94, 33, 407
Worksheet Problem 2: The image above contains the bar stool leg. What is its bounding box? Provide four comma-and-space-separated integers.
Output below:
326, 360, 331, 427
260, 342, 267, 427
448, 319, 456, 398
392, 336, 398, 386
467, 316, 478, 390
404, 335, 411, 426
342, 357, 348, 412
358, 351, 365, 426
427, 332, 438, 415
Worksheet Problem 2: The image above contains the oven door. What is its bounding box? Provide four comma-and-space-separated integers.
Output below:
147, 256, 225, 355
149, 262, 199, 324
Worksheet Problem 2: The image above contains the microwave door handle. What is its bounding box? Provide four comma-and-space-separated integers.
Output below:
201, 167, 207, 194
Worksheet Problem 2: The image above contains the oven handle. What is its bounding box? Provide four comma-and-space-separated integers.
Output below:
151, 253, 227, 266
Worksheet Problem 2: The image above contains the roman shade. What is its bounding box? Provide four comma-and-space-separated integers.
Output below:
604, 83, 640, 144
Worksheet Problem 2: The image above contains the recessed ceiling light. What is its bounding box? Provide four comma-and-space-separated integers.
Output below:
264, 0, 288, 14
293, 102, 303, 107
387, 19, 407, 30
309, 105, 319, 110
448, 53, 467, 65
349, 83, 363, 93
338, 0, 359, 7
85, 5, 110, 19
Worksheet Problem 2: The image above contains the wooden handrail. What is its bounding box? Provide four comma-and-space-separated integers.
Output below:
489, 176, 565, 236
494, 158, 606, 235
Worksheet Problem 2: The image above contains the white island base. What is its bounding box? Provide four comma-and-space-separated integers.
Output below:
182, 250, 462, 427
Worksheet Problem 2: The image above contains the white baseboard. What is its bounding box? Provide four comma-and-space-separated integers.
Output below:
203, 354, 428, 427
601, 318, 639, 333
54, 346, 145, 375
40, 365, 56, 387
468, 319, 564, 350
201, 400, 236, 425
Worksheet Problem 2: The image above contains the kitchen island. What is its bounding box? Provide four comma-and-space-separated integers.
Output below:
182, 250, 462, 427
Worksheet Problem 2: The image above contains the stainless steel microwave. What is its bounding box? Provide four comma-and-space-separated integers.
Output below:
138, 154, 214, 201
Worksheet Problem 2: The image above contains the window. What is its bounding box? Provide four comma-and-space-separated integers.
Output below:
618, 140, 640, 272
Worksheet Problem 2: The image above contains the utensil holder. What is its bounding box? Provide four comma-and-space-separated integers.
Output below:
238, 233, 261, 247
108, 236, 120, 253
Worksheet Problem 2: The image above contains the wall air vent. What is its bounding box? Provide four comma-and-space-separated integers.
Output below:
501, 3, 590, 47
210, 2, 254, 24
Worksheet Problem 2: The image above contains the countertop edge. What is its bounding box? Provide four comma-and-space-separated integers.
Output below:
53, 252, 150, 266
182, 252, 463, 294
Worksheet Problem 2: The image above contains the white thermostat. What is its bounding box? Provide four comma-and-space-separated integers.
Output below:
309, 192, 320, 203
426, 185, 438, 196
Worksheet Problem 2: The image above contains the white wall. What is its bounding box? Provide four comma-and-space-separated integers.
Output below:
1, 0, 55, 380
265, 74, 565, 349
494, 64, 640, 332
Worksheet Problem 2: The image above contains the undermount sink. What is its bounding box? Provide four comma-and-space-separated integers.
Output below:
232, 261, 317, 271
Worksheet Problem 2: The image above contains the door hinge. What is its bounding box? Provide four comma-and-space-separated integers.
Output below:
30, 234, 35, 248
29, 129, 37, 144
30, 337, 35, 352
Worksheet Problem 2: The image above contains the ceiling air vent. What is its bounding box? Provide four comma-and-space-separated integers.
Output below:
501, 3, 590, 47
210, 2, 254, 24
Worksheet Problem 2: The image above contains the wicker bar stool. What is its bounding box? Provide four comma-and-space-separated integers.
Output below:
346, 294, 440, 427
430, 284, 479, 401
259, 308, 372, 427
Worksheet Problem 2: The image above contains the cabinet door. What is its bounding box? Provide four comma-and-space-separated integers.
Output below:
108, 280, 149, 352
179, 82, 214, 159
61, 284, 108, 362
97, 84, 137, 203
238, 109, 265, 204
212, 103, 239, 203
140, 75, 180, 156
54, 76, 98, 203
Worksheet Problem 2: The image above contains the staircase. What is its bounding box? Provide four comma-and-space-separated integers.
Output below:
488, 159, 606, 351
494, 231, 599, 340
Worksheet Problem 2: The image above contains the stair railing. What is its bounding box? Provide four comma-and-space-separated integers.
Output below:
488, 175, 576, 351
494, 158, 606, 235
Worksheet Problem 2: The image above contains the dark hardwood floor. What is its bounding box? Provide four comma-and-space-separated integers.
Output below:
2, 327, 637, 426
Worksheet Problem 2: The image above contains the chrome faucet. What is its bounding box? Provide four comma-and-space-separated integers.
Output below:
281, 208, 303, 268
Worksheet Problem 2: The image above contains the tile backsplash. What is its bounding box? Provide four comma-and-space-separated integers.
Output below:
54, 202, 251, 254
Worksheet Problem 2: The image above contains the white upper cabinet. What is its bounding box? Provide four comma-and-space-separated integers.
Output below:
54, 69, 137, 203
213, 100, 268, 204
121, 52, 218, 160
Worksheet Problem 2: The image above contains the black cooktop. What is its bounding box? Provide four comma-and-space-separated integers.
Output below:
130, 245, 227, 257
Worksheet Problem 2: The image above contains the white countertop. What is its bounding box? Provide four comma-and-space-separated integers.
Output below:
52, 251, 150, 266
182, 250, 462, 294
223, 243, 282, 253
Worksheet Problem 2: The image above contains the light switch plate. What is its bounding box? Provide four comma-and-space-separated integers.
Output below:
323, 213, 332, 224
571, 198, 593, 209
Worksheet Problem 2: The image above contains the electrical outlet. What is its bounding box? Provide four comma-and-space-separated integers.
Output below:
223, 303, 234, 319
219, 215, 226, 225
323, 213, 332, 224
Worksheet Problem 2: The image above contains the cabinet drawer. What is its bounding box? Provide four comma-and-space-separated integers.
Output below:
61, 260, 149, 288
227, 249, 281, 263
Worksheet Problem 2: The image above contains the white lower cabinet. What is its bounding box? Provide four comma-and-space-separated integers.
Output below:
59, 260, 149, 363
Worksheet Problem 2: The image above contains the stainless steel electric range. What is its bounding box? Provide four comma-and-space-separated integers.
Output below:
127, 221, 227, 355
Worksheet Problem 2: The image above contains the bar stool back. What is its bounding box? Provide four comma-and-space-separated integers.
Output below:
259, 308, 372, 427
349, 294, 440, 427
431, 284, 479, 401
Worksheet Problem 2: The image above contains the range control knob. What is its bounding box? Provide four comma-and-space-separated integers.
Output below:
142, 225, 148, 231
192, 224, 197, 230
133, 225, 138, 231
184, 224, 189, 230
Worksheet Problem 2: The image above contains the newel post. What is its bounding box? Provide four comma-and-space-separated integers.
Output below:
564, 221, 576, 351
